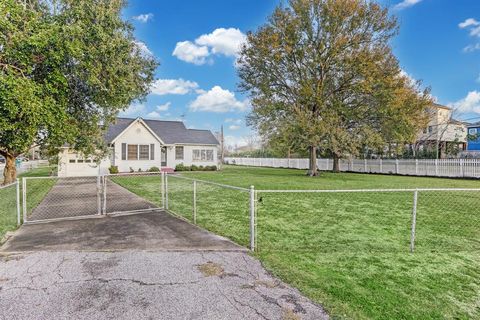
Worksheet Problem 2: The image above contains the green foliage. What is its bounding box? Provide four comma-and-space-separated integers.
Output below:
148, 166, 160, 172
108, 165, 119, 174
175, 163, 217, 171
237, 0, 432, 174
0, 0, 157, 183
175, 163, 190, 171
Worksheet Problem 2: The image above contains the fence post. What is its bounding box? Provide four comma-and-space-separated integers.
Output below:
410, 189, 418, 253
460, 159, 464, 177
435, 159, 438, 176
415, 159, 418, 175
97, 176, 102, 215
193, 180, 197, 224
395, 159, 399, 174
165, 174, 169, 210
22, 177, 27, 223
102, 175, 107, 214
16, 179, 21, 226
364, 159, 367, 172
379, 158, 383, 173
249, 185, 256, 251
161, 172, 165, 209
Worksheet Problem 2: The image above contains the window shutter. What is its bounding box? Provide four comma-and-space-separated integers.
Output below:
121, 143, 126, 160
150, 144, 155, 160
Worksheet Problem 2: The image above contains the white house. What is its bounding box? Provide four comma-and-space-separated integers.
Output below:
415, 103, 468, 157
58, 117, 219, 177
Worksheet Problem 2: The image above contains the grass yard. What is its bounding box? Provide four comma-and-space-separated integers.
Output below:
0, 166, 56, 241
117, 165, 480, 319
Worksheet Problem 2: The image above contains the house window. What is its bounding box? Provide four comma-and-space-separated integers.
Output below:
139, 145, 150, 160
175, 146, 184, 160
126, 144, 152, 160
69, 159, 76, 163
127, 145, 138, 160
192, 149, 214, 161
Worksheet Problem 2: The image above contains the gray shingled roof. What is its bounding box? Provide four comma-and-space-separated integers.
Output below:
105, 117, 218, 145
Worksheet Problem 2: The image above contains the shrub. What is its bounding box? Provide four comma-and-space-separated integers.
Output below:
148, 166, 160, 172
190, 164, 199, 171
175, 163, 190, 171
109, 166, 119, 174
206, 165, 217, 171
129, 167, 134, 173
137, 168, 142, 172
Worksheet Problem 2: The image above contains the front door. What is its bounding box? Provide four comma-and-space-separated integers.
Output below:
161, 147, 167, 167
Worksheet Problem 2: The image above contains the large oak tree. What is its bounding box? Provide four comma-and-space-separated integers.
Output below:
0, 0, 157, 184
237, 0, 431, 175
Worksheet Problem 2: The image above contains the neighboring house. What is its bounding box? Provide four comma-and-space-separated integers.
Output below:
466, 122, 480, 152
58, 117, 219, 177
415, 103, 468, 158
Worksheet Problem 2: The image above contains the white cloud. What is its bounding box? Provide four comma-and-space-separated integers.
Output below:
156, 102, 171, 111
151, 79, 199, 95
225, 118, 242, 124
119, 102, 145, 117
146, 111, 161, 119
173, 28, 246, 65
172, 41, 210, 65
228, 125, 241, 131
189, 86, 249, 113
195, 28, 246, 57
450, 91, 480, 114
133, 41, 153, 57
133, 13, 153, 23
393, 0, 422, 10
463, 43, 480, 52
459, 18, 480, 29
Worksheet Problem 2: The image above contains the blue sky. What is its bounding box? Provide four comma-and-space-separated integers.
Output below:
122, 0, 480, 147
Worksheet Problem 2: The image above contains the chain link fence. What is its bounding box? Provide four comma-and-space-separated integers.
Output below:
106, 172, 163, 214
254, 188, 480, 253
0, 182, 20, 240
166, 174, 252, 248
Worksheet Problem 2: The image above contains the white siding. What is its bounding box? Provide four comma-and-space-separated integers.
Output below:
171, 145, 218, 167
57, 148, 110, 177
113, 121, 162, 172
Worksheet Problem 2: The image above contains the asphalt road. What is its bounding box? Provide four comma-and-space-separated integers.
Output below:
0, 251, 328, 320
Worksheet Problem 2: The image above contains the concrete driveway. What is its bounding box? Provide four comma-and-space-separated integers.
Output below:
0, 251, 328, 320
0, 212, 328, 319
2, 211, 241, 252
29, 178, 159, 221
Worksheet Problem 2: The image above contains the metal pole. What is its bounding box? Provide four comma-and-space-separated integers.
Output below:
161, 172, 165, 209
102, 175, 107, 214
165, 174, 169, 210
395, 159, 399, 175
97, 176, 101, 215
410, 189, 418, 253
249, 185, 255, 251
16, 179, 21, 226
193, 180, 197, 224
22, 178, 27, 223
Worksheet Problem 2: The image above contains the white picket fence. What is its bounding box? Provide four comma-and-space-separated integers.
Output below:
225, 157, 480, 178
0, 160, 50, 176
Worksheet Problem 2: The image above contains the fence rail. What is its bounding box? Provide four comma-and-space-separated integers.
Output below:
225, 157, 480, 178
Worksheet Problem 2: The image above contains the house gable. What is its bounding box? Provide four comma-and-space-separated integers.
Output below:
111, 118, 165, 145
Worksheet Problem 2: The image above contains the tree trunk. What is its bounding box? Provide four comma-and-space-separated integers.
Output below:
332, 153, 340, 173
3, 154, 16, 185
307, 145, 318, 176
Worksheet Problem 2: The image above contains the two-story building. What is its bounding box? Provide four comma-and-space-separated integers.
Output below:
415, 103, 468, 158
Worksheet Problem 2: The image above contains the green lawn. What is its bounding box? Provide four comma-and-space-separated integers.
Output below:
117, 166, 480, 319
0, 166, 56, 241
